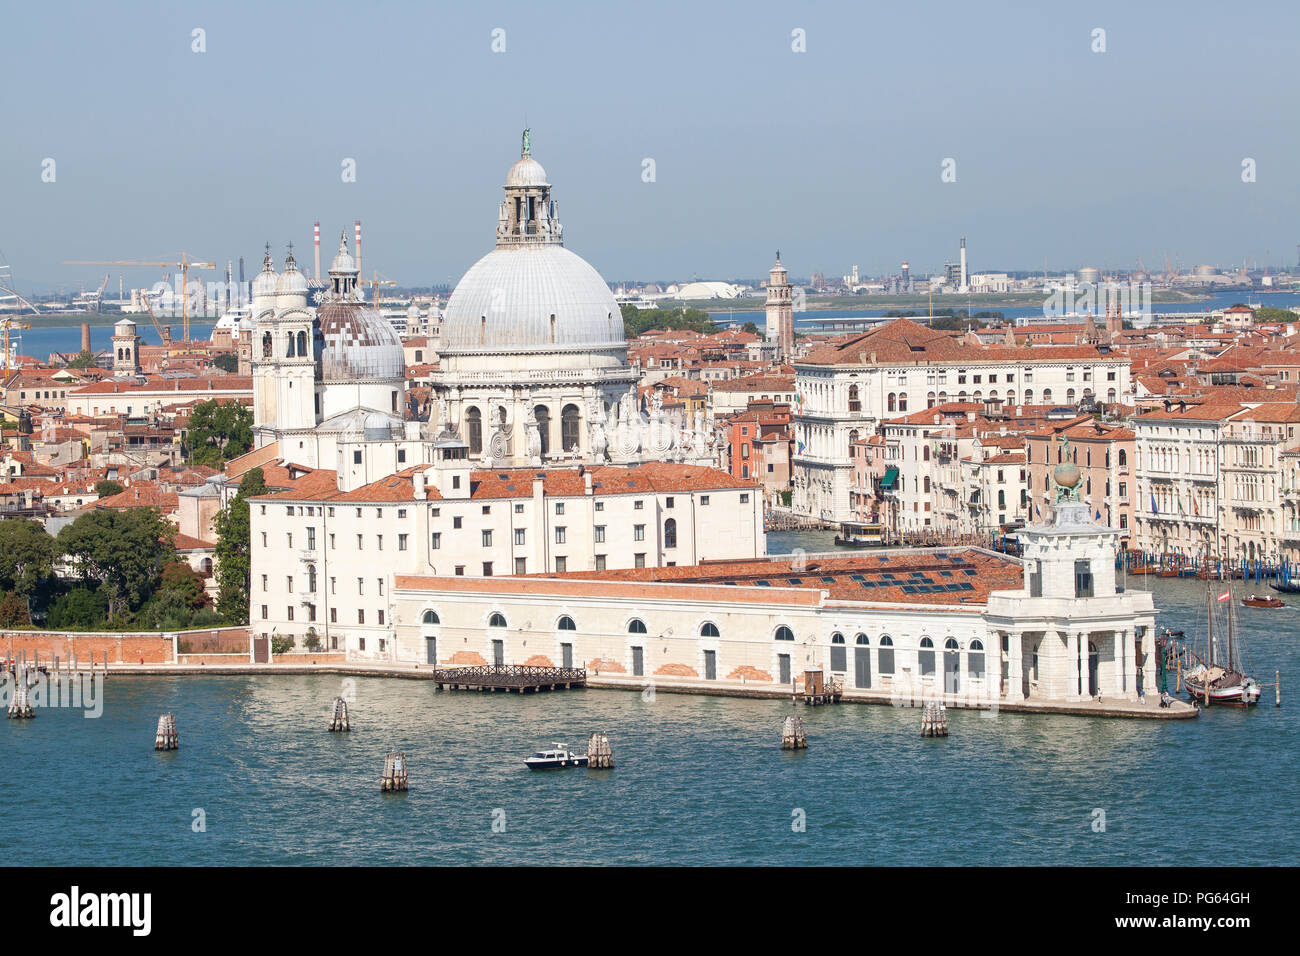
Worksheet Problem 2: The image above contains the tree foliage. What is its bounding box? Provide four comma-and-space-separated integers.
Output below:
621, 304, 717, 338
188, 399, 253, 468
0, 519, 57, 596
67, 351, 98, 369
212, 353, 239, 373
214, 467, 269, 624
0, 591, 32, 628
94, 480, 124, 498
55, 508, 175, 621
46, 586, 108, 631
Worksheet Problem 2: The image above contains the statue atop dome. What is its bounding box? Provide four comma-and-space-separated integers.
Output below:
522, 127, 531, 156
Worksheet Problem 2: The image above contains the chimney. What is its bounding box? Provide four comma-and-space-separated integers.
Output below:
313, 221, 321, 280
81, 323, 91, 354
413, 471, 427, 501
584, 471, 593, 495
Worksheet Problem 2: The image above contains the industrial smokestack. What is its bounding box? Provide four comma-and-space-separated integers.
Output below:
239, 256, 245, 285
959, 236, 967, 291
81, 323, 91, 354
355, 220, 362, 282
314, 221, 321, 280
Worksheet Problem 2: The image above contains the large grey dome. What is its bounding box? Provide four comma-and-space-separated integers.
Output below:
440, 244, 626, 355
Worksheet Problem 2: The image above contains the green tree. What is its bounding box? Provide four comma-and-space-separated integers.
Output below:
47, 586, 109, 630
0, 519, 57, 597
214, 467, 269, 624
68, 350, 98, 369
212, 353, 239, 373
621, 304, 717, 338
187, 399, 253, 468
56, 509, 175, 621
1254, 306, 1297, 325
0, 591, 32, 628
94, 480, 124, 498
741, 321, 760, 335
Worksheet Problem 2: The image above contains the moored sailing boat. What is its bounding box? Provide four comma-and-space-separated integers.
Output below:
1184, 582, 1262, 706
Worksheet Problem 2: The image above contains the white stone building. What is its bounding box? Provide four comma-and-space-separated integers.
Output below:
791, 320, 1130, 521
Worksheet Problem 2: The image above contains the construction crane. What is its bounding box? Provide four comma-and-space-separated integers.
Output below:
137, 286, 172, 345
1, 317, 31, 376
62, 253, 215, 342
362, 270, 397, 307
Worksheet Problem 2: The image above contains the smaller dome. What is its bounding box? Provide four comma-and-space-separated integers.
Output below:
507, 155, 548, 187
252, 248, 278, 298
330, 232, 358, 274
276, 260, 309, 295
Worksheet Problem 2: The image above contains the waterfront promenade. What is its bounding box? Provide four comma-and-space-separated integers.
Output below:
92, 659, 1196, 719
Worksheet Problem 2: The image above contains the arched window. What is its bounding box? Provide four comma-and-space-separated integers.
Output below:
664, 517, 677, 549
918, 636, 936, 676
285, 333, 295, 357
775, 625, 794, 641
944, 638, 959, 650
1066, 388, 1076, 405
969, 638, 985, 679
958, 391, 968, 402
898, 393, 908, 412
1006, 390, 1016, 406
557, 616, 576, 630
927, 391, 936, 407
848, 385, 860, 412
422, 610, 440, 625
973, 391, 982, 403
628, 619, 647, 634
887, 393, 897, 412
1042, 388, 1053, 404
878, 635, 895, 675
923, 444, 930, 462
262, 332, 272, 358
534, 405, 551, 456
1107, 388, 1117, 404
938, 391, 948, 403
1118, 449, 1127, 468
855, 633, 869, 645
830, 632, 846, 671
700, 622, 719, 637
561, 403, 581, 452
466, 407, 482, 454
1023, 389, 1033, 404
297, 330, 307, 357
488, 612, 507, 628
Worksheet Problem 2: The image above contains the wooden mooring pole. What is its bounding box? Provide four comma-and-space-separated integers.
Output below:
1276, 670, 1281, 707
587, 731, 614, 768
154, 713, 179, 750
921, 702, 949, 737
381, 752, 408, 792
328, 696, 350, 732
781, 715, 807, 749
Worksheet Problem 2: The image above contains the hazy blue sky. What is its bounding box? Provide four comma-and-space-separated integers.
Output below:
3, 0, 1298, 293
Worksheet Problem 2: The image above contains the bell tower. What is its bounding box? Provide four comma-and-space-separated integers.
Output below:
496, 129, 563, 247
766, 252, 794, 361
111, 318, 142, 377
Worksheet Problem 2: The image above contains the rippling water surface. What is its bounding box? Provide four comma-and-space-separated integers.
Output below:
3, 577, 1295, 866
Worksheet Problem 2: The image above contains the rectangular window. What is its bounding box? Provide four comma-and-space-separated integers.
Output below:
555, 556, 567, 573
398, 509, 406, 519
453, 516, 462, 529
740, 493, 749, 504
594, 501, 604, 512
514, 528, 526, 546
665, 497, 674, 508
514, 557, 527, 575
431, 532, 441, 550
634, 553, 646, 568
455, 566, 465, 576
330, 608, 337, 623
286, 533, 293, 548
261, 605, 268, 620
377, 535, 383, 551
329, 533, 335, 549
398, 534, 408, 551
261, 574, 268, 591
357, 578, 364, 595
287, 606, 294, 621
594, 525, 605, 543
378, 611, 385, 626
358, 610, 365, 624
701, 495, 710, 505
634, 524, 645, 541
482, 505, 490, 515
481, 529, 493, 547
482, 562, 493, 576
595, 554, 606, 571
286, 576, 293, 593
357, 534, 363, 550
555, 527, 566, 544
514, 503, 524, 514
307, 527, 316, 549
634, 500, 644, 510
1075, 559, 1094, 598
555, 502, 565, 515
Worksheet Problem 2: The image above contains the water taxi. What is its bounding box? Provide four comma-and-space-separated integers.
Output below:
524, 744, 588, 770
834, 521, 884, 548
